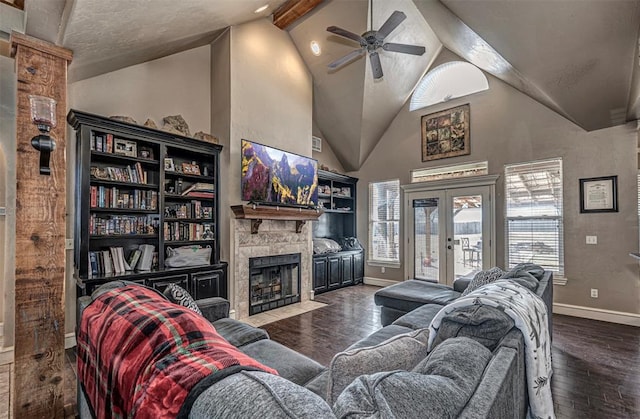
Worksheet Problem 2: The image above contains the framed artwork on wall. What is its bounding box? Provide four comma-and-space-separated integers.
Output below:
421, 104, 470, 161
579, 175, 618, 213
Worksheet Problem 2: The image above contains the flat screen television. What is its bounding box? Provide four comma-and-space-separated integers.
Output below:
241, 139, 318, 207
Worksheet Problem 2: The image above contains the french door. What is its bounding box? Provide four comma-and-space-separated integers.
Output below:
403, 176, 498, 287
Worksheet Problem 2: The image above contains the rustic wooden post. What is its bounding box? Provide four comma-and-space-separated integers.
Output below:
10, 32, 72, 418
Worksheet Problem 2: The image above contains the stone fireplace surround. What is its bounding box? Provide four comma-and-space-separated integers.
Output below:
232, 218, 313, 321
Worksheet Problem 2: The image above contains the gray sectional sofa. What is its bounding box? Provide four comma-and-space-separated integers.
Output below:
77, 264, 552, 418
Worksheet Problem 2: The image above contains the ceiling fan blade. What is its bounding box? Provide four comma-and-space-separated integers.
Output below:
328, 48, 366, 71
376, 11, 406, 39
382, 43, 426, 56
327, 26, 366, 45
369, 51, 383, 79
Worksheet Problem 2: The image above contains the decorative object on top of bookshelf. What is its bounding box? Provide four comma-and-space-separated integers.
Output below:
162, 114, 191, 137
114, 138, 137, 157
193, 131, 219, 144
182, 162, 201, 175
579, 175, 618, 213
164, 158, 175, 172
110, 115, 137, 124
421, 104, 470, 162
143, 118, 158, 129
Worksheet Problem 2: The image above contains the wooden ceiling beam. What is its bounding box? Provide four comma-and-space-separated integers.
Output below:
273, 0, 324, 30
0, 0, 24, 10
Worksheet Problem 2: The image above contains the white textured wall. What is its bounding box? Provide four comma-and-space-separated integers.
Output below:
354, 49, 640, 316
224, 18, 313, 312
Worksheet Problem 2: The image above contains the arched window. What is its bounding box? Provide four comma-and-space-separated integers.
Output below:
410, 62, 489, 111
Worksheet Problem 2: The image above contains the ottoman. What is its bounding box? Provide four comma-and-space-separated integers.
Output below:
374, 280, 461, 325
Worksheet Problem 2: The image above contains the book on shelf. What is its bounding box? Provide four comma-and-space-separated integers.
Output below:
128, 249, 142, 270
181, 182, 214, 196
137, 244, 155, 271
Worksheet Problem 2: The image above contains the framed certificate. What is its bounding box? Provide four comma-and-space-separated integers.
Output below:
579, 175, 618, 213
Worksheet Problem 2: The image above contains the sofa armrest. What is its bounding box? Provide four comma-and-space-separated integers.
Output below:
453, 276, 473, 293
197, 297, 230, 322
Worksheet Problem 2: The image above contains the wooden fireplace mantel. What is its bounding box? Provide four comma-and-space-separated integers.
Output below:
231, 204, 323, 234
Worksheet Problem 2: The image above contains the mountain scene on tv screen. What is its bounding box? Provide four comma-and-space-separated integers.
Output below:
241, 141, 318, 206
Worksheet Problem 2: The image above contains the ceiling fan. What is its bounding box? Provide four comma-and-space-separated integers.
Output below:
326, 7, 426, 79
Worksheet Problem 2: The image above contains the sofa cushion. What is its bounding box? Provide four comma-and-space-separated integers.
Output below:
374, 280, 461, 312
240, 339, 326, 387
461, 267, 505, 296
333, 337, 491, 419
163, 283, 202, 315
211, 317, 269, 347
327, 328, 430, 404
190, 370, 335, 418
392, 303, 443, 330
430, 305, 515, 351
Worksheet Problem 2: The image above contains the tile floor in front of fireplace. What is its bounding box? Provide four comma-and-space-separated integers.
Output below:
242, 300, 327, 327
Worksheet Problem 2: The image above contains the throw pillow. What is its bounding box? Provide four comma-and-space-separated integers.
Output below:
333, 337, 492, 419
163, 283, 202, 315
461, 266, 506, 296
429, 305, 514, 351
326, 328, 429, 404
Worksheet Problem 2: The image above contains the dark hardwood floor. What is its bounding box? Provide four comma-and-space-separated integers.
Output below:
65, 284, 640, 418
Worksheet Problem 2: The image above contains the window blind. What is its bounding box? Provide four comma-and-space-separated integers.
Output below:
369, 179, 400, 264
505, 158, 564, 275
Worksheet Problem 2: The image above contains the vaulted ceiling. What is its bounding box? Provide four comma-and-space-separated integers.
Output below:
4, 0, 640, 171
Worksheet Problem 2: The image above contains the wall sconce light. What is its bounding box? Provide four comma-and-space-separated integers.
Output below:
29, 95, 57, 175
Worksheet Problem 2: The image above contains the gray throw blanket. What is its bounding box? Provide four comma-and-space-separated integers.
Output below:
428, 279, 554, 419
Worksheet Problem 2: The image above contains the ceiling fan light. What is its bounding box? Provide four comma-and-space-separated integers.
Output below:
310, 41, 321, 56
254, 4, 269, 13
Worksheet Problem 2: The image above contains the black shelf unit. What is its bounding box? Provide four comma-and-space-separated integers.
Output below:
312, 170, 363, 295
68, 109, 227, 299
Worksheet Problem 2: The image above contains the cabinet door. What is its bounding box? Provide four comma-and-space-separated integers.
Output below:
341, 254, 354, 285
149, 274, 189, 294
313, 257, 328, 293
353, 251, 364, 283
328, 256, 341, 288
191, 269, 226, 300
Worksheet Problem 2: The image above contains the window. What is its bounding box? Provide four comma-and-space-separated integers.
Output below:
410, 62, 489, 112
369, 180, 400, 265
411, 161, 488, 183
505, 158, 564, 275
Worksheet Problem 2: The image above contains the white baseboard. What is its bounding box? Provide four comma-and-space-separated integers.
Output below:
554, 303, 640, 327
65, 332, 76, 349
363, 277, 399, 288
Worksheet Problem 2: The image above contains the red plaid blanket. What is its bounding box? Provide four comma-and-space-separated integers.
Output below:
77, 284, 277, 418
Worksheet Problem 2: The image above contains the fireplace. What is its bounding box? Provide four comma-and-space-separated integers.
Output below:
249, 253, 301, 315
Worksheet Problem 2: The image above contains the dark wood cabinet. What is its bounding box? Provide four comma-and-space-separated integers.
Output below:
68, 109, 228, 300
312, 170, 362, 295
312, 249, 364, 294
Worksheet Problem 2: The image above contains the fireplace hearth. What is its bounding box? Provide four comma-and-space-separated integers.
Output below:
249, 253, 301, 315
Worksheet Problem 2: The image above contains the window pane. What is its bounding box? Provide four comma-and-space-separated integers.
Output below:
505, 159, 563, 275
369, 180, 400, 263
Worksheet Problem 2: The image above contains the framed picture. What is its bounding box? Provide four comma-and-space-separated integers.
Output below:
114, 139, 137, 157
138, 146, 154, 160
421, 104, 470, 161
164, 157, 175, 172
579, 175, 618, 213
181, 162, 201, 175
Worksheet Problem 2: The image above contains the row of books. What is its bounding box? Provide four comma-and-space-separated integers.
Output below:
91, 132, 116, 153
164, 222, 214, 242
90, 214, 159, 236
91, 163, 148, 185
164, 201, 212, 219
90, 186, 158, 210
88, 244, 156, 276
